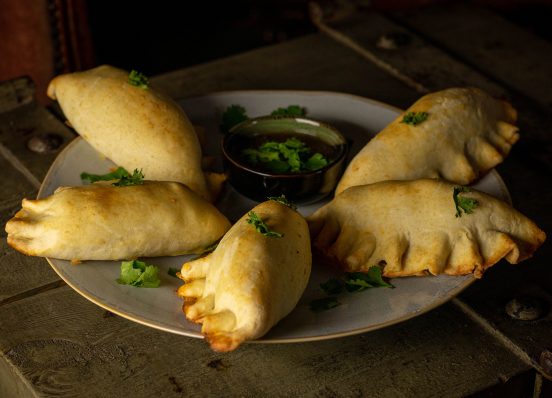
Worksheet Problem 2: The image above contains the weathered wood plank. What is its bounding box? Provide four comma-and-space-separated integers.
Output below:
0, 286, 528, 397
390, 2, 552, 110
0, 104, 75, 184
313, 9, 552, 378
152, 34, 421, 109
0, 155, 36, 208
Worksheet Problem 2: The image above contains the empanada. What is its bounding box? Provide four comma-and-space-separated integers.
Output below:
308, 179, 545, 278
178, 200, 311, 352
47, 65, 223, 202
335, 88, 519, 194
5, 181, 231, 261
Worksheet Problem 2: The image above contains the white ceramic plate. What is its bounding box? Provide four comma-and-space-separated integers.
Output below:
40, 90, 511, 343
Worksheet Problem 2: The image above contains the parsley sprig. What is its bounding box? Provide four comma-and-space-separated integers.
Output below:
81, 167, 145, 187
268, 195, 297, 210
401, 111, 428, 126
128, 70, 149, 89
310, 266, 393, 312
243, 137, 328, 173
117, 260, 160, 288
246, 211, 283, 238
453, 186, 479, 217
221, 104, 307, 133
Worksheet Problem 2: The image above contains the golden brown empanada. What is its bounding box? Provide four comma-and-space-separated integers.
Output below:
5, 181, 231, 261
47, 65, 223, 202
178, 200, 311, 352
308, 179, 545, 278
336, 88, 519, 194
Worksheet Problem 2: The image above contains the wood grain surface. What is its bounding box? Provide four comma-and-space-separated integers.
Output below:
1, 2, 551, 396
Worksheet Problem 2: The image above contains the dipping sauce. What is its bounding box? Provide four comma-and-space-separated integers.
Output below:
228, 132, 342, 175
222, 116, 348, 203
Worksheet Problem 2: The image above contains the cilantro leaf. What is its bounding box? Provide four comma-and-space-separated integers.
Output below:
221, 105, 248, 133
305, 153, 328, 171
246, 211, 283, 238
268, 195, 297, 210
310, 297, 341, 312
320, 278, 344, 295
242, 138, 328, 173
453, 186, 479, 217
344, 267, 393, 292
128, 70, 149, 89
168, 267, 180, 278
401, 111, 428, 126
117, 260, 160, 288
112, 169, 145, 186
270, 105, 307, 117
81, 167, 144, 187
81, 167, 130, 183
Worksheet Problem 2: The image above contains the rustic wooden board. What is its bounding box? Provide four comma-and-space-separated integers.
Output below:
391, 2, 552, 110
152, 34, 421, 109
0, 285, 528, 397
315, 7, 552, 380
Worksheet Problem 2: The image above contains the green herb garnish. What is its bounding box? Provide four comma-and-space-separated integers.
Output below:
112, 169, 145, 186
168, 267, 180, 278
270, 105, 306, 117
344, 267, 393, 292
117, 260, 160, 288
310, 297, 341, 312
246, 211, 283, 238
243, 138, 328, 173
268, 195, 297, 210
453, 186, 479, 217
310, 266, 393, 312
320, 278, 344, 295
221, 104, 248, 133
401, 111, 428, 126
81, 167, 129, 183
128, 70, 149, 89
81, 167, 144, 187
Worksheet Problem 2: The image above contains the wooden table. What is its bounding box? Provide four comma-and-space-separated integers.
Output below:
1, 3, 551, 397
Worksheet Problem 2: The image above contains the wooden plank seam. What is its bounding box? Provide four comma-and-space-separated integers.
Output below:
0, 142, 41, 189
309, 2, 429, 95
452, 297, 552, 382
309, 2, 550, 381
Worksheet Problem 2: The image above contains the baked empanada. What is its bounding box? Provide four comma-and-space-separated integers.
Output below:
178, 200, 311, 352
335, 88, 519, 194
47, 65, 223, 202
5, 181, 231, 261
308, 179, 545, 278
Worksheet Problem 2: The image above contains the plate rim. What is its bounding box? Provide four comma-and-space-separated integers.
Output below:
39, 89, 511, 344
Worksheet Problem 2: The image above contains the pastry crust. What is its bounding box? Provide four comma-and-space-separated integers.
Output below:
47, 65, 224, 202
5, 181, 231, 261
336, 88, 519, 194
308, 179, 545, 278
177, 200, 311, 352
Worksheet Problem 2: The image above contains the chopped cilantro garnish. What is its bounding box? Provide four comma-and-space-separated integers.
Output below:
168, 267, 180, 278
267, 195, 297, 210
453, 186, 479, 218
310, 297, 341, 312
81, 167, 144, 187
242, 138, 328, 173
221, 104, 248, 133
112, 169, 145, 186
270, 105, 306, 117
246, 211, 283, 238
117, 260, 160, 288
401, 111, 428, 126
344, 267, 393, 292
310, 266, 393, 312
320, 278, 343, 295
128, 70, 149, 89
221, 104, 308, 133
